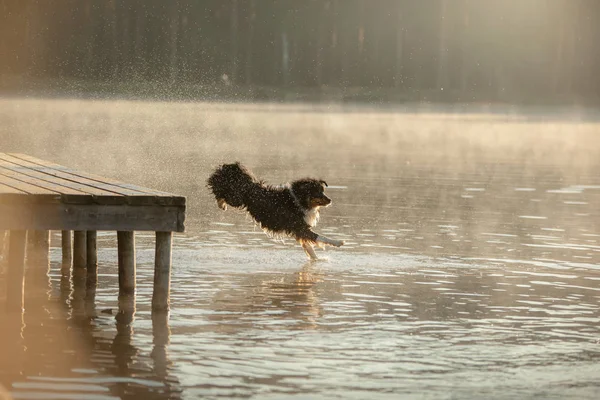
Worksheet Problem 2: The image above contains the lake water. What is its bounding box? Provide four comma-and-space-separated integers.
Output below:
1, 98, 600, 399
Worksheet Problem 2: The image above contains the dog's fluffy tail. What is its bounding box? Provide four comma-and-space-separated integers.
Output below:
207, 162, 257, 210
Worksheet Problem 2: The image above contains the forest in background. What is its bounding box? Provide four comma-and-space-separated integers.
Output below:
1, 0, 600, 103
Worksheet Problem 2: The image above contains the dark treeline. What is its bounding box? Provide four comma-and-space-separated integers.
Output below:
2, 0, 600, 101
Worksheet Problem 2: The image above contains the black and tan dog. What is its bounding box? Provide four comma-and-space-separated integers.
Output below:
207, 162, 344, 259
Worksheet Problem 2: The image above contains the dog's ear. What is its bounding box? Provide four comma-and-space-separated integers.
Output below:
319, 180, 328, 187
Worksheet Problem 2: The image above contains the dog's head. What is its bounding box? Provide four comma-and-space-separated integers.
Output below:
291, 178, 331, 209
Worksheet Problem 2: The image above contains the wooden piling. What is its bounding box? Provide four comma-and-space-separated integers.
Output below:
6, 230, 27, 311
27, 230, 50, 266
61, 230, 72, 266
0, 230, 6, 260
117, 231, 136, 294
114, 293, 135, 366
152, 231, 172, 312
116, 292, 136, 325
0, 153, 186, 321
86, 231, 98, 286
73, 231, 87, 269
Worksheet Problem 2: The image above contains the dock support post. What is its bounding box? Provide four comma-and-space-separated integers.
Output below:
73, 231, 87, 269
87, 231, 98, 287
152, 231, 172, 312
61, 230, 72, 267
0, 230, 6, 261
117, 231, 136, 294
116, 292, 136, 326
27, 230, 50, 266
6, 230, 27, 311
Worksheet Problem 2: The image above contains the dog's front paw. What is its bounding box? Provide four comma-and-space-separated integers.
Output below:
217, 198, 228, 210
331, 239, 345, 247
316, 235, 345, 248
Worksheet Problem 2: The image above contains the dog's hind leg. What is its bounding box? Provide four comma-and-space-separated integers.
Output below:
301, 241, 319, 260
316, 234, 345, 247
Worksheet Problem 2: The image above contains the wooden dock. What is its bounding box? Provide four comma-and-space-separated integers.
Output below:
0, 153, 185, 312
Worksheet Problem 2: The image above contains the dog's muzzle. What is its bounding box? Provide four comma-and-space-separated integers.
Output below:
312, 196, 332, 207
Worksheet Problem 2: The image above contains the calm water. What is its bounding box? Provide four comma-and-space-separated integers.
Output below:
1, 98, 600, 399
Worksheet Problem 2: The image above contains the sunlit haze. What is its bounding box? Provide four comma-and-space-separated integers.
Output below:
1, 1, 600, 399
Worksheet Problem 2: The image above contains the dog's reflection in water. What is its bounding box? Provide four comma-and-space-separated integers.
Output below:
209, 263, 325, 330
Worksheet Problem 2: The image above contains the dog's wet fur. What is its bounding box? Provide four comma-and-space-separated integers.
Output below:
207, 162, 344, 259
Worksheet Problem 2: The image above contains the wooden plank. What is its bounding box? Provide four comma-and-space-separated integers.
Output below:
3, 153, 142, 193
0, 157, 129, 202
0, 153, 186, 233
5, 153, 185, 206
0, 173, 60, 195
0, 203, 185, 232
0, 154, 138, 201
5, 153, 185, 205
0, 182, 26, 194
0, 175, 62, 205
0, 161, 87, 193
8, 152, 166, 194
0, 164, 94, 202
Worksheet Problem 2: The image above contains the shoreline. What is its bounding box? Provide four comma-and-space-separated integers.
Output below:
1, 76, 598, 109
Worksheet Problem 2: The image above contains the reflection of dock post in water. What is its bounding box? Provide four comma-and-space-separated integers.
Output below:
0, 299, 26, 397
6, 230, 27, 312
152, 312, 172, 379
71, 269, 88, 319
1, 229, 84, 398
5, 228, 53, 311
26, 230, 51, 296
0, 239, 182, 399
113, 293, 138, 373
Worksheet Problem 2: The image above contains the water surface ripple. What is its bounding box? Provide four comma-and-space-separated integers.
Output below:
1, 99, 600, 399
